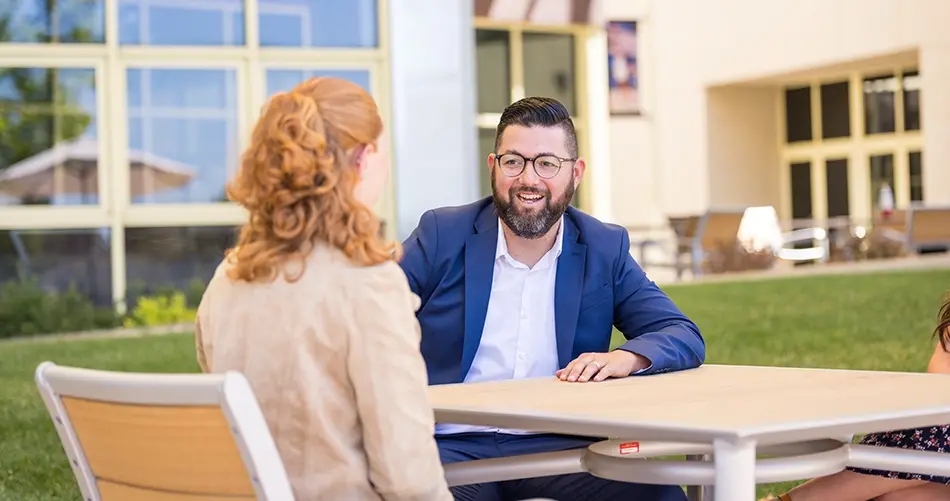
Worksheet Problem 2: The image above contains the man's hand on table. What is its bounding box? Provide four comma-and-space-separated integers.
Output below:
556, 350, 651, 382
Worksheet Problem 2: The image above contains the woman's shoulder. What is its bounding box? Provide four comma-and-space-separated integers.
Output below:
329, 254, 420, 310
337, 255, 408, 288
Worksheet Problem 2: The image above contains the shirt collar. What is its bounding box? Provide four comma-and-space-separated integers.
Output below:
495, 215, 565, 264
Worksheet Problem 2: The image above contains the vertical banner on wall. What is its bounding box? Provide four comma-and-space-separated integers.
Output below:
607, 20, 639, 115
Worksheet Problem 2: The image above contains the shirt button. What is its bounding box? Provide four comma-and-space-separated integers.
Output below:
517, 352, 526, 360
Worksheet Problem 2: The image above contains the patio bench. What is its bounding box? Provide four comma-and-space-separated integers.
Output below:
905, 204, 950, 254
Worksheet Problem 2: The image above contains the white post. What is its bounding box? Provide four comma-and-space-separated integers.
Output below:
388, 0, 480, 239
713, 438, 757, 501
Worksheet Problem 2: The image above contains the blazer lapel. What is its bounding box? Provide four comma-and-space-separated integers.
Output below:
554, 217, 586, 367
461, 208, 498, 380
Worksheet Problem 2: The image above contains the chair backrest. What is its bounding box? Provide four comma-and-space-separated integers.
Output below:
668, 215, 700, 239
669, 215, 702, 254
874, 209, 907, 234
697, 208, 747, 251
34, 362, 295, 501
906, 204, 950, 250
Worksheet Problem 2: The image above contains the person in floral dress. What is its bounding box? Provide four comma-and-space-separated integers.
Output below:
776, 293, 950, 501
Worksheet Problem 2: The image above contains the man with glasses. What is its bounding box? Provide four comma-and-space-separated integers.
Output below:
399, 96, 704, 501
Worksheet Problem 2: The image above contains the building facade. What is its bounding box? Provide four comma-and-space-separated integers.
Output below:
2, 0, 947, 307
0, 0, 414, 308
606, 0, 950, 231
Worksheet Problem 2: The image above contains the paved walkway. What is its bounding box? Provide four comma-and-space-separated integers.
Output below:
647, 252, 950, 286
0, 322, 193, 346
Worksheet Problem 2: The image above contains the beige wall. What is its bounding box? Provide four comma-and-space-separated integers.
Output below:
595, 0, 950, 227
706, 86, 781, 209
597, 0, 665, 227
919, 45, 950, 204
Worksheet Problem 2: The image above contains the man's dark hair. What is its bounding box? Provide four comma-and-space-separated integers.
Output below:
494, 97, 578, 157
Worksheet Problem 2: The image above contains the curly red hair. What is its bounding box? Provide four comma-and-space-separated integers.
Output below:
224, 77, 399, 283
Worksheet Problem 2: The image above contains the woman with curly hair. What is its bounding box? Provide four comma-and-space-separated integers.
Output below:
194, 77, 452, 501
776, 293, 950, 501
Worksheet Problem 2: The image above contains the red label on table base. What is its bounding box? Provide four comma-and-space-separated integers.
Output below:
619, 441, 640, 455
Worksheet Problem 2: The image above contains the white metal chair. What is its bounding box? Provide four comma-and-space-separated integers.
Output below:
34, 361, 295, 501
776, 227, 830, 263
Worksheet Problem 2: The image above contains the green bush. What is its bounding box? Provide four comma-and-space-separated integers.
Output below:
123, 292, 197, 328
0, 277, 121, 339
703, 239, 777, 274
184, 278, 207, 308
0, 274, 207, 338
126, 277, 207, 309
837, 229, 907, 261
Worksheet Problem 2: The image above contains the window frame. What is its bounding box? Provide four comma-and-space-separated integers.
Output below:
778, 67, 923, 227
0, 0, 393, 310
473, 18, 592, 211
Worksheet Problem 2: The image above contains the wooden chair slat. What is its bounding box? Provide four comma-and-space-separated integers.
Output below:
97, 479, 255, 501
62, 397, 256, 497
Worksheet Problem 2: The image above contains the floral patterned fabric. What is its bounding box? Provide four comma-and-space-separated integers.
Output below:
847, 425, 950, 484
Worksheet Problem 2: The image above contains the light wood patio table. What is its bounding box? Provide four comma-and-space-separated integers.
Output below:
429, 364, 950, 501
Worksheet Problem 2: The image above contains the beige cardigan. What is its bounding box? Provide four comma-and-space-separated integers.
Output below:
195, 243, 452, 501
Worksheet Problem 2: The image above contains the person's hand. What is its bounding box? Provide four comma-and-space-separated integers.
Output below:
556, 350, 650, 382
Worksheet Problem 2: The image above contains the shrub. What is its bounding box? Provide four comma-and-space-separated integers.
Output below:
126, 277, 207, 309
838, 229, 907, 261
0, 273, 205, 338
123, 292, 197, 328
703, 239, 777, 274
184, 278, 207, 308
0, 277, 121, 339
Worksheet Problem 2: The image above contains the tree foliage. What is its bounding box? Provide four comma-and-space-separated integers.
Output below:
0, 5, 99, 203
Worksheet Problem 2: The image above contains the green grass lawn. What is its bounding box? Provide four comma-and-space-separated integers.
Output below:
2, 268, 949, 501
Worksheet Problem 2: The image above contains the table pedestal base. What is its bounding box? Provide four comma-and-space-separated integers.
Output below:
713, 439, 757, 501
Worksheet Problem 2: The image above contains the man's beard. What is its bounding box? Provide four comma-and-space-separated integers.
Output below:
491, 169, 574, 239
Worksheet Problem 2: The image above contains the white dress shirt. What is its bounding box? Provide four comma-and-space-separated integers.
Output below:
436, 217, 564, 435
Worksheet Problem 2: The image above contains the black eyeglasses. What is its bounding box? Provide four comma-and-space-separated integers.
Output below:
493, 152, 577, 179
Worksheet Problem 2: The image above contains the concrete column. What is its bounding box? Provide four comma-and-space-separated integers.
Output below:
388, 0, 479, 239
919, 44, 950, 205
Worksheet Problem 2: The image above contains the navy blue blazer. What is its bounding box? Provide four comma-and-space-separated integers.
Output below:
399, 197, 705, 386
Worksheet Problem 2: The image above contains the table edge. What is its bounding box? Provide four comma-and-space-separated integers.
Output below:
433, 406, 738, 442
433, 405, 950, 445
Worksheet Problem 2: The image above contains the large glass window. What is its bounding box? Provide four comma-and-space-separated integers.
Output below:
909, 150, 923, 202
125, 225, 237, 303
2, 0, 105, 43
477, 127, 495, 198
259, 0, 378, 48
473, 23, 587, 210
902, 71, 920, 131
0, 0, 389, 310
789, 161, 813, 221
784, 87, 811, 143
0, 227, 112, 306
266, 68, 371, 96
869, 153, 895, 213
781, 68, 922, 224
819, 81, 850, 139
119, 0, 244, 45
0, 66, 99, 206
522, 32, 576, 113
863, 74, 896, 135
825, 158, 849, 218
126, 68, 239, 204
475, 29, 510, 114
